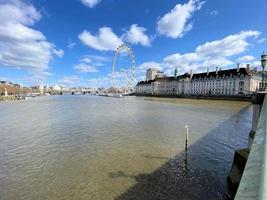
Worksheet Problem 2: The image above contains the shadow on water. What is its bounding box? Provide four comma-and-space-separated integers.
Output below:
109, 105, 252, 200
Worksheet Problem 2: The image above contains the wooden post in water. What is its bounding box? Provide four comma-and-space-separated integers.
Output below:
185, 125, 189, 150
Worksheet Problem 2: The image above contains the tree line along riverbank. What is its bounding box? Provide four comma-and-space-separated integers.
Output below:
0, 83, 41, 101
0, 84, 32, 95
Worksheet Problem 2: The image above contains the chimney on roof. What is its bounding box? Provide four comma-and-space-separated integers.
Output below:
207, 67, 209, 75
174, 68, 178, 78
237, 63, 240, 72
190, 70, 193, 79
216, 66, 219, 75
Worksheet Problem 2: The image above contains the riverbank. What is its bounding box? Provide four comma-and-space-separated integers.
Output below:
141, 96, 251, 112
0, 95, 26, 101
135, 93, 253, 101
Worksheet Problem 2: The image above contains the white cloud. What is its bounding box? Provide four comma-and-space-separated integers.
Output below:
201, 57, 233, 69
237, 55, 255, 63
74, 63, 97, 73
79, 27, 123, 51
164, 53, 200, 67
196, 31, 260, 58
0, 0, 62, 75
162, 30, 260, 74
251, 61, 261, 67
81, 0, 102, 8
164, 53, 203, 73
74, 55, 104, 73
210, 10, 219, 16
87, 77, 110, 88
86, 55, 109, 62
257, 38, 266, 43
0, 0, 41, 26
79, 24, 152, 51
157, 0, 204, 38
79, 58, 91, 63
94, 62, 104, 67
236, 55, 260, 69
53, 48, 64, 58
123, 24, 151, 47
77, 55, 109, 68
67, 40, 76, 49
18, 74, 48, 86
60, 75, 81, 86
137, 61, 164, 73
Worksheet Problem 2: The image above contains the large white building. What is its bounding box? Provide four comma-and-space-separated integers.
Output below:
136, 65, 261, 95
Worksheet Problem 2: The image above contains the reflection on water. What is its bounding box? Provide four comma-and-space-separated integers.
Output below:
0, 96, 251, 200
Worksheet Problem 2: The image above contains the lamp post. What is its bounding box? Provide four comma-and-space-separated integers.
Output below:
261, 52, 267, 90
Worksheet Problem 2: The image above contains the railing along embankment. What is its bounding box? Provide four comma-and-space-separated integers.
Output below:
235, 93, 267, 199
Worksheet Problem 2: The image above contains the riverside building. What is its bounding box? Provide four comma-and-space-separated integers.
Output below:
136, 65, 261, 95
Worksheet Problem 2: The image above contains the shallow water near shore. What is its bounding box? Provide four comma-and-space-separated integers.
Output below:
0, 95, 251, 199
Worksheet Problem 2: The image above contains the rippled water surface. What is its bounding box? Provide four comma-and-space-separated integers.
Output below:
0, 96, 252, 200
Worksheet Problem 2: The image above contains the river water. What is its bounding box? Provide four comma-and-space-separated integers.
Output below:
0, 96, 252, 200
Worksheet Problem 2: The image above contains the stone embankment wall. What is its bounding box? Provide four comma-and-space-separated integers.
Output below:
227, 93, 265, 198
135, 93, 253, 101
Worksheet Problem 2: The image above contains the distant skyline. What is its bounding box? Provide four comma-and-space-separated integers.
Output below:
0, 0, 266, 87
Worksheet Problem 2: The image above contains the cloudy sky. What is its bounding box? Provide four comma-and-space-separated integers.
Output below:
0, 0, 266, 87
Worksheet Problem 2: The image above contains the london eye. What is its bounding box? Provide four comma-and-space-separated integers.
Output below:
112, 44, 136, 92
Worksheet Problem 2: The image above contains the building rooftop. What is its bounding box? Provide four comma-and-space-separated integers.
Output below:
147, 68, 161, 71
137, 67, 258, 85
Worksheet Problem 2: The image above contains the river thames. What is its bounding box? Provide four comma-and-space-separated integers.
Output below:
0, 96, 252, 200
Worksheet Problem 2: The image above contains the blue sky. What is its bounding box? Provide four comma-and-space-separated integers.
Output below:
0, 0, 266, 87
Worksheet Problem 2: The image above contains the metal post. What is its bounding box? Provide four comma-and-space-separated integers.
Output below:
185, 125, 189, 150
261, 52, 267, 90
